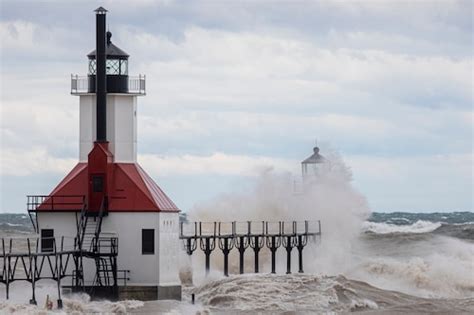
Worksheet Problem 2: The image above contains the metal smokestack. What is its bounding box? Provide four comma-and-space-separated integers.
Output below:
95, 7, 107, 142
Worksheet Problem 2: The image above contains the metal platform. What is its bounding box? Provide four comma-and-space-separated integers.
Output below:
0, 195, 126, 307
180, 220, 321, 275
0, 232, 125, 304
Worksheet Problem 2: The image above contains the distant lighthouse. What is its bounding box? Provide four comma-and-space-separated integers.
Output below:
301, 146, 325, 181
28, 7, 181, 300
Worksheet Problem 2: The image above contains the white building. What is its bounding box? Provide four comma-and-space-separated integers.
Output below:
30, 7, 181, 300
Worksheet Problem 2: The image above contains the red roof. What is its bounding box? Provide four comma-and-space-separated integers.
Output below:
37, 162, 179, 212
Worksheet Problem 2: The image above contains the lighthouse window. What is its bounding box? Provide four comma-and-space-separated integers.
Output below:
106, 59, 120, 75
92, 175, 104, 192
142, 229, 155, 255
120, 60, 128, 75
89, 59, 96, 74
41, 229, 54, 252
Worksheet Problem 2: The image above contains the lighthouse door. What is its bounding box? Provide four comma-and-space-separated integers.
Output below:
89, 173, 105, 212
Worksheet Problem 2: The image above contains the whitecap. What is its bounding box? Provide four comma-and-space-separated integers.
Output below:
362, 220, 442, 234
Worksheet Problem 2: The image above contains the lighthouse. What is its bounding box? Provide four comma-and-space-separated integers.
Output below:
27, 7, 181, 300
301, 146, 325, 181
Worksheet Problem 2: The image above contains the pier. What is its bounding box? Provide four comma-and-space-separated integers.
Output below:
0, 195, 127, 306
180, 220, 321, 276
0, 210, 321, 305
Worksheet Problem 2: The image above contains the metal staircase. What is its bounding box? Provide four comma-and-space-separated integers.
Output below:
23, 194, 127, 300
82, 218, 100, 252
77, 197, 107, 252
76, 196, 119, 291
95, 257, 115, 286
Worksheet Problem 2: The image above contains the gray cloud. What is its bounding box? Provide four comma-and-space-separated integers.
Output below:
1, 0, 472, 212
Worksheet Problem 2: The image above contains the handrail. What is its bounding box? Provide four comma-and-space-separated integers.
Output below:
91, 196, 108, 253
78, 203, 88, 250
70, 74, 146, 95
180, 220, 321, 239
27, 195, 85, 212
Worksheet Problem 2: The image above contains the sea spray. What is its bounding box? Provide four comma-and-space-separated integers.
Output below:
362, 220, 443, 234
0, 281, 144, 314
185, 147, 371, 281
352, 234, 474, 299
182, 147, 474, 303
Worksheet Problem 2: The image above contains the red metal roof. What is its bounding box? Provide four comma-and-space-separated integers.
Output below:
37, 162, 179, 212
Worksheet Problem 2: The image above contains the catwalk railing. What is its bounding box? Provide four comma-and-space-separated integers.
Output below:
180, 220, 321, 276
70, 74, 146, 95
9, 194, 126, 306
0, 234, 121, 306
27, 195, 85, 233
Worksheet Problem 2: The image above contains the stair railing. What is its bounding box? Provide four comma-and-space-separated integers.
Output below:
77, 203, 89, 251
92, 196, 108, 253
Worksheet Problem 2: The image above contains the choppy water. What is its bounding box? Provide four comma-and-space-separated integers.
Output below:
0, 211, 473, 314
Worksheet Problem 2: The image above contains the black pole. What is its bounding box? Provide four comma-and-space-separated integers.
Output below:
95, 7, 107, 142
270, 236, 278, 274
2, 239, 8, 300
253, 236, 260, 273
200, 236, 215, 276
30, 262, 37, 304
205, 238, 211, 275
57, 251, 63, 309
239, 246, 245, 274
6, 254, 10, 300
222, 238, 230, 277
286, 236, 292, 274
297, 235, 304, 273
187, 238, 192, 255
237, 236, 247, 274
113, 256, 118, 298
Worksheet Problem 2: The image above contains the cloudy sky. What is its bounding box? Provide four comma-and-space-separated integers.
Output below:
0, 0, 472, 213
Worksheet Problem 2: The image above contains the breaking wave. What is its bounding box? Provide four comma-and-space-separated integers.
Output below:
1, 147, 472, 313
362, 220, 474, 241
0, 290, 145, 314
362, 220, 442, 234
190, 273, 474, 313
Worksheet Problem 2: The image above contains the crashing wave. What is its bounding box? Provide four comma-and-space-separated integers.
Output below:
191, 273, 379, 313
362, 220, 442, 235
0, 293, 144, 314
189, 273, 474, 313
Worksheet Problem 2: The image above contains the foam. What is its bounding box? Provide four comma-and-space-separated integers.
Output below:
362, 220, 442, 234
351, 235, 474, 299
192, 273, 380, 313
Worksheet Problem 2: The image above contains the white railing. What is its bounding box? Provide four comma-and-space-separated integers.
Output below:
70, 74, 146, 95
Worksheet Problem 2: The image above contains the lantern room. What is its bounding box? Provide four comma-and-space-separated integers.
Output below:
87, 31, 130, 93
301, 146, 326, 180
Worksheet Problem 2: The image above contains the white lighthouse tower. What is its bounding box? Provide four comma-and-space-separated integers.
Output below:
78, 27, 141, 163
30, 7, 181, 300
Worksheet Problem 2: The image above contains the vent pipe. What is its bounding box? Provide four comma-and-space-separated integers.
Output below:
95, 7, 107, 142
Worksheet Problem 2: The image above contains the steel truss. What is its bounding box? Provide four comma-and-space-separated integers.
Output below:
180, 220, 321, 276
0, 196, 125, 307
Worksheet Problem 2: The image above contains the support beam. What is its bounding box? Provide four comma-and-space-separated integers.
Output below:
218, 237, 234, 276
250, 236, 264, 273
236, 236, 249, 274
266, 235, 281, 274
200, 237, 216, 275
283, 236, 295, 274
296, 235, 307, 273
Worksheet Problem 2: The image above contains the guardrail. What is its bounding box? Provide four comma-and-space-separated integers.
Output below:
179, 220, 321, 276
27, 195, 85, 212
180, 220, 321, 238
70, 74, 146, 95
